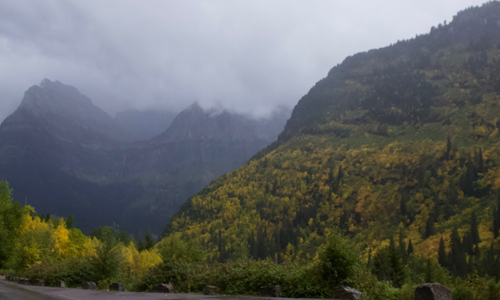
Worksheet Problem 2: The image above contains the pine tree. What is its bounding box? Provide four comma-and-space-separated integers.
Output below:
144, 231, 155, 250
425, 258, 433, 283
66, 214, 75, 229
399, 230, 407, 264
494, 207, 499, 239
407, 239, 414, 256
477, 148, 485, 174
400, 193, 408, 218
337, 165, 344, 183
424, 215, 435, 239
389, 238, 404, 288
446, 137, 452, 160
495, 194, 500, 239
137, 240, 145, 252
438, 236, 447, 267
449, 228, 467, 278
462, 232, 473, 256
470, 212, 480, 246
367, 248, 373, 269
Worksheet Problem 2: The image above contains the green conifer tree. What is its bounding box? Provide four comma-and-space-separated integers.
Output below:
144, 231, 155, 250
66, 214, 75, 229
470, 212, 481, 246
424, 215, 435, 239
438, 236, 447, 267
389, 238, 404, 288
407, 239, 414, 256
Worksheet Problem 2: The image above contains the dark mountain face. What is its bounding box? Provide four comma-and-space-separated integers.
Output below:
0, 79, 289, 237
115, 109, 177, 142
162, 2, 500, 264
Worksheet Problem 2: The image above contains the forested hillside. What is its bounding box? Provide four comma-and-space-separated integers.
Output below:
164, 1, 500, 282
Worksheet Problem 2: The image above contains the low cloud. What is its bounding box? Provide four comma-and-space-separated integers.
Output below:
0, 0, 487, 121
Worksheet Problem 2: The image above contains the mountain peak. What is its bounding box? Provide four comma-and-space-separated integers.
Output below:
19, 78, 93, 114
3, 79, 129, 146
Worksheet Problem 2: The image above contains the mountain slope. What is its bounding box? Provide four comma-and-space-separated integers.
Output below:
163, 2, 500, 265
0, 82, 288, 237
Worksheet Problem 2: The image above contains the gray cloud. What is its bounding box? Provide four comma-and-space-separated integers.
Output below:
0, 0, 488, 121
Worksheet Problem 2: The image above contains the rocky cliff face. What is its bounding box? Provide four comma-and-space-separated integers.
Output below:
0, 80, 289, 236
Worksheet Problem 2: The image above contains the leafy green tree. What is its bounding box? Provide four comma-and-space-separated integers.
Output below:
0, 181, 27, 269
157, 235, 206, 263
90, 226, 121, 281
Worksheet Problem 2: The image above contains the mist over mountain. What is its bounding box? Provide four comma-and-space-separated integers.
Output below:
115, 109, 178, 142
0, 79, 290, 237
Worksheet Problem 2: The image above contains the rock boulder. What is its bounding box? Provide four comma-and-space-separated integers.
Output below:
260, 286, 281, 297
203, 285, 219, 295
415, 283, 452, 300
151, 284, 175, 293
332, 286, 363, 300
109, 282, 124, 292
82, 281, 97, 290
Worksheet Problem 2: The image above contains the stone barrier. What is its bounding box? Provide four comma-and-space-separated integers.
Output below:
82, 281, 97, 290
415, 283, 452, 300
260, 286, 281, 297
34, 279, 44, 286
109, 282, 124, 291
332, 286, 363, 300
203, 285, 219, 295
18, 278, 31, 285
151, 284, 175, 293
59, 281, 65, 288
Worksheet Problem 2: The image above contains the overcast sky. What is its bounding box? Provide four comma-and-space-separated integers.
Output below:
0, 0, 489, 122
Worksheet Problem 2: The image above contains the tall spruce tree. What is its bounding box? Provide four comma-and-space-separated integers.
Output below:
470, 212, 480, 246
446, 137, 452, 160
389, 238, 404, 288
477, 148, 485, 174
438, 236, 447, 267
424, 215, 435, 239
449, 228, 467, 278
144, 231, 155, 250
494, 194, 500, 239
407, 239, 414, 256
399, 229, 407, 264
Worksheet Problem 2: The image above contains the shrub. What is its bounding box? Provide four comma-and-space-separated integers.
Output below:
23, 258, 95, 287
317, 229, 362, 287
